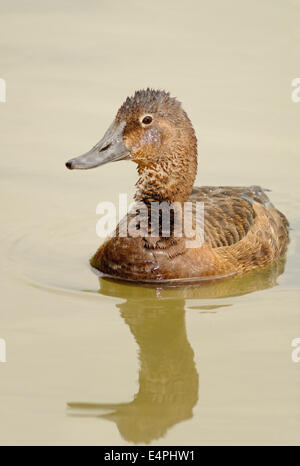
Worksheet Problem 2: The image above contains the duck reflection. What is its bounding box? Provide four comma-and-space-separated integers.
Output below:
68, 258, 286, 444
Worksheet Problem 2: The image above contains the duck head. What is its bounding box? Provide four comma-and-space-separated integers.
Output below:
66, 89, 198, 202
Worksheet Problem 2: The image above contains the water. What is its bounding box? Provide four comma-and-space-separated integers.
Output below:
0, 0, 299, 445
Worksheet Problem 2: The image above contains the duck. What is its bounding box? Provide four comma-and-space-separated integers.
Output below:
65, 88, 289, 282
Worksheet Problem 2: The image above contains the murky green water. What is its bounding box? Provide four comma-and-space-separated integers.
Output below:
0, 0, 299, 445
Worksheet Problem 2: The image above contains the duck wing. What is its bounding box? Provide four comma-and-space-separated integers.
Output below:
189, 185, 280, 248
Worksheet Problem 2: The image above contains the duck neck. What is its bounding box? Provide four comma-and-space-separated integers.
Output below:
135, 151, 197, 205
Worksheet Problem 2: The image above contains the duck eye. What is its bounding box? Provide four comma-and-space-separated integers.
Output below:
142, 115, 153, 125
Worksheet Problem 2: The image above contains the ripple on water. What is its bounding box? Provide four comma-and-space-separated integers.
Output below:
5, 191, 300, 297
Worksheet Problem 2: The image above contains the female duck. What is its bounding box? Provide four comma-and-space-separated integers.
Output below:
66, 89, 289, 282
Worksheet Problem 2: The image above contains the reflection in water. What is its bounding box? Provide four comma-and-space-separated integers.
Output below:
68, 258, 286, 444
70, 286, 200, 444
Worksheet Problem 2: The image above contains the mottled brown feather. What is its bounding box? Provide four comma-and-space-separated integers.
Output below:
90, 90, 289, 281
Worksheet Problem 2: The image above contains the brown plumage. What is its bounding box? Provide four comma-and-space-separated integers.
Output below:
66, 89, 289, 282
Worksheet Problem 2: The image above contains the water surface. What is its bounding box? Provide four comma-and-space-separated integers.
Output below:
0, 0, 299, 445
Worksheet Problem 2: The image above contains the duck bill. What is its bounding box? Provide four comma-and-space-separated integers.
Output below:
65, 121, 129, 170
